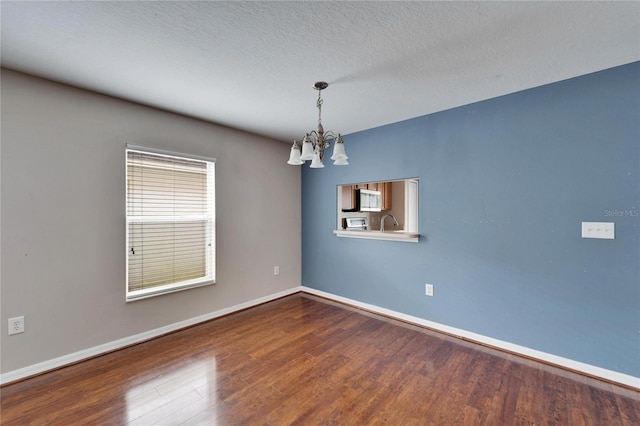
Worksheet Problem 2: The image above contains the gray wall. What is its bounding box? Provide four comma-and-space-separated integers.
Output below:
1, 69, 301, 374
302, 62, 640, 378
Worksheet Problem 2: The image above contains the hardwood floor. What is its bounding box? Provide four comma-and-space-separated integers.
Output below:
1, 293, 639, 425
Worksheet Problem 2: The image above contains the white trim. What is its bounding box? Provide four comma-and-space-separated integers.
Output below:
126, 144, 217, 163
125, 279, 215, 302
0, 287, 300, 385
301, 286, 640, 390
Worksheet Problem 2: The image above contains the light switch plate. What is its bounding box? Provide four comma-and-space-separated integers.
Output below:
425, 284, 434, 297
581, 222, 615, 239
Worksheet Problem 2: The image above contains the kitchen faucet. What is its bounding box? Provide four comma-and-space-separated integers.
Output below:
380, 214, 399, 231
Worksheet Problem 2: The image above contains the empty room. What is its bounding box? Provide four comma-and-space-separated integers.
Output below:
1, 1, 639, 424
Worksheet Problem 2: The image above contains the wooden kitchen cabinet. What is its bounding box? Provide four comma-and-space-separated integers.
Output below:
340, 185, 357, 211
354, 183, 380, 191
340, 182, 392, 211
379, 182, 392, 211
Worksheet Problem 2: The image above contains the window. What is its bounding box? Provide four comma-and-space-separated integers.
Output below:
126, 146, 216, 301
335, 178, 419, 242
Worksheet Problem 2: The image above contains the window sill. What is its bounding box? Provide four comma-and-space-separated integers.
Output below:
126, 280, 215, 302
333, 230, 420, 243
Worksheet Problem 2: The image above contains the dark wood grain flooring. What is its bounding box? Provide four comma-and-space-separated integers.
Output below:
1, 293, 638, 425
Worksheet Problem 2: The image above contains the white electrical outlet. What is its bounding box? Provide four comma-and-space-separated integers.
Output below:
425, 284, 434, 297
8, 316, 25, 335
274, 266, 280, 276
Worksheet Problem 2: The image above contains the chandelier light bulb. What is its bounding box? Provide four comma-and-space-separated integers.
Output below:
310, 152, 325, 168
299, 134, 315, 161
287, 142, 304, 165
330, 136, 347, 161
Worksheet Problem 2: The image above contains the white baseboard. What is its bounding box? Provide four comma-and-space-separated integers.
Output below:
301, 286, 640, 390
3, 286, 638, 390
0, 287, 300, 385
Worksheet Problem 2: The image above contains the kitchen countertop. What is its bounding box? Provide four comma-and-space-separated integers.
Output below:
333, 229, 419, 242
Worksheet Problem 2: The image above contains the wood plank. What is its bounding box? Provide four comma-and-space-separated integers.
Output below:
1, 293, 638, 425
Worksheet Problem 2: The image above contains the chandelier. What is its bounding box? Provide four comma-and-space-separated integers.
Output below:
287, 81, 348, 168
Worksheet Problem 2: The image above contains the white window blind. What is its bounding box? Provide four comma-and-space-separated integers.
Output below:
126, 147, 215, 301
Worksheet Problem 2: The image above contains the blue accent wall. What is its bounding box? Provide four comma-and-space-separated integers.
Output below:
301, 62, 640, 377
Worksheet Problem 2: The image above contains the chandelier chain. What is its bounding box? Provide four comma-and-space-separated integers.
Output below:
316, 90, 323, 124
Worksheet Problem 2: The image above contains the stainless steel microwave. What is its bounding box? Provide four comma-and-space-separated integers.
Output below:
358, 189, 382, 212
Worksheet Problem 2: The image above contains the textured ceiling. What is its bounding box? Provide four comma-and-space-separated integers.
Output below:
1, 1, 639, 142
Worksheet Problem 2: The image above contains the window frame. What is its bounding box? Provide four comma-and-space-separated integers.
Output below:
125, 145, 216, 302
